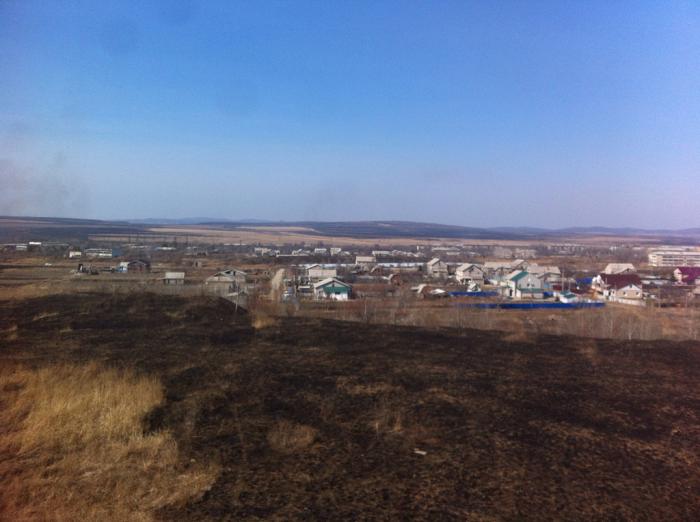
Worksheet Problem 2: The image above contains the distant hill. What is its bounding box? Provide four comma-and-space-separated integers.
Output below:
1, 216, 699, 242
127, 217, 273, 225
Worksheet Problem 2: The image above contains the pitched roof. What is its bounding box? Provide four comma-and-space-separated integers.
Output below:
604, 263, 636, 274
484, 261, 511, 269
527, 264, 561, 275
313, 277, 351, 289
676, 266, 700, 283
510, 271, 528, 282
456, 263, 483, 272
600, 273, 642, 289
427, 258, 443, 266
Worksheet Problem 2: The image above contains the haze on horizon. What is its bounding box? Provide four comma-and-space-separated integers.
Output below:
1, 1, 699, 229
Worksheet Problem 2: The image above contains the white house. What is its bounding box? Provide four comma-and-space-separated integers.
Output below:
313, 278, 352, 301
592, 273, 644, 305
455, 263, 485, 285
505, 271, 545, 299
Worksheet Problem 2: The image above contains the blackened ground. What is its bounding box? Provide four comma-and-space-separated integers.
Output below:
2, 293, 699, 520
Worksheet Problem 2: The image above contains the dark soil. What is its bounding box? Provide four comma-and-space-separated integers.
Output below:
2, 293, 699, 520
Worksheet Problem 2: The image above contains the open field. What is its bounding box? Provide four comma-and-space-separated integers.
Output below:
2, 292, 700, 519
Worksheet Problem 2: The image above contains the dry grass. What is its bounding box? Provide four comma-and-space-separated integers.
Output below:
0, 362, 218, 521
267, 420, 317, 454
370, 398, 405, 435
336, 376, 399, 396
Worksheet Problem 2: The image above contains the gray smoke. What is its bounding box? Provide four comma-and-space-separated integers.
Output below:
0, 154, 89, 217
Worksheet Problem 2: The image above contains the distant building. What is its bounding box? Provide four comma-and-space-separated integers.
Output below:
85, 248, 113, 259
205, 268, 247, 295
649, 250, 700, 267
492, 246, 514, 258
306, 264, 337, 281
330, 247, 342, 256
603, 263, 636, 275
68, 250, 82, 259
116, 260, 150, 273
355, 255, 376, 268
514, 248, 537, 259
313, 248, 328, 255
163, 272, 185, 285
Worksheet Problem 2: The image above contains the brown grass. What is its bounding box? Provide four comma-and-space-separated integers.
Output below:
336, 376, 400, 396
0, 362, 218, 521
370, 398, 405, 435
267, 420, 317, 454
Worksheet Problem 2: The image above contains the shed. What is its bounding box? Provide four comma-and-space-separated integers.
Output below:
163, 272, 185, 285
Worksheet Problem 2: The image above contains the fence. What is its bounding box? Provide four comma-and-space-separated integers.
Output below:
454, 302, 605, 310
448, 291, 500, 297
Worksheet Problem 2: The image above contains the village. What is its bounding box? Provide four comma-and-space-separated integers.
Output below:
3, 239, 700, 312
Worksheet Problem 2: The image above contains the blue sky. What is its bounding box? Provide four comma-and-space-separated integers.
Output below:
1, 0, 699, 228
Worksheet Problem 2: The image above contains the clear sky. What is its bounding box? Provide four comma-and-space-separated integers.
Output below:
1, 0, 699, 228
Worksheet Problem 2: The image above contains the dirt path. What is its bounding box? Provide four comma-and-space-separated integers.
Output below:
269, 268, 286, 300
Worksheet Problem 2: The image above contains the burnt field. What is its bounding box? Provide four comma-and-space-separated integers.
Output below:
2, 293, 700, 520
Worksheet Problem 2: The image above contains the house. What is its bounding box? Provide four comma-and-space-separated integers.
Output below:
330, 247, 342, 255
426, 258, 448, 278
306, 264, 337, 281
592, 273, 643, 305
313, 278, 352, 301
116, 259, 151, 273
455, 263, 484, 285
603, 263, 636, 275
68, 250, 82, 259
313, 248, 328, 255
673, 267, 700, 285
505, 271, 545, 299
526, 265, 561, 289
483, 259, 528, 284
163, 272, 185, 285
205, 268, 247, 295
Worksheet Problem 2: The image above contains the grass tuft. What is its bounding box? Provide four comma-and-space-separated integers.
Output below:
0, 362, 218, 521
